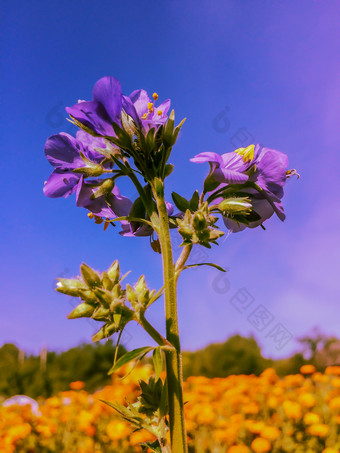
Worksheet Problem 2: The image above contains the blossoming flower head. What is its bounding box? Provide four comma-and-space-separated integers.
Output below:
127, 89, 171, 132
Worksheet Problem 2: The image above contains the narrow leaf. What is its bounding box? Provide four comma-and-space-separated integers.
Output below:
108, 346, 154, 375
184, 262, 226, 272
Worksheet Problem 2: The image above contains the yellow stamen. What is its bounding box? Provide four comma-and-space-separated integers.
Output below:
87, 212, 94, 219
147, 102, 154, 110
235, 144, 255, 162
142, 112, 148, 119
153, 92, 158, 100
94, 216, 103, 224
157, 110, 163, 116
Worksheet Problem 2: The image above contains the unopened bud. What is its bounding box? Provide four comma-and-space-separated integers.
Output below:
93, 288, 113, 307
193, 212, 207, 230
56, 278, 87, 297
218, 197, 252, 214
92, 306, 110, 321
126, 284, 138, 305
107, 261, 120, 285
92, 323, 117, 342
80, 263, 101, 288
90, 178, 115, 200
102, 271, 114, 291
67, 303, 95, 319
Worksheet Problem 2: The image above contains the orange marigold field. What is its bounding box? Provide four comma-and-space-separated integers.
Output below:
1, 365, 340, 452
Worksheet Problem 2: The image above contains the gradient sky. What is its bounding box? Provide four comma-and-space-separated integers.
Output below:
1, 0, 340, 359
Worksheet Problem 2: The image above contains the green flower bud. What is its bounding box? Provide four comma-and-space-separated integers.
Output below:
107, 260, 120, 285
92, 323, 118, 342
111, 284, 122, 300
93, 288, 113, 307
178, 226, 193, 241
56, 278, 86, 297
126, 284, 138, 305
73, 164, 103, 177
90, 178, 115, 200
80, 263, 101, 288
218, 197, 252, 214
78, 289, 98, 305
91, 306, 110, 321
193, 211, 207, 230
67, 303, 95, 319
102, 271, 114, 291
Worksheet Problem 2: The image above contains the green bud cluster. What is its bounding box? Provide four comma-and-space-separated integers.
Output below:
56, 261, 133, 342
126, 275, 156, 316
176, 203, 224, 248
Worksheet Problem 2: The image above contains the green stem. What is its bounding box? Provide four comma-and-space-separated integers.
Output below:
138, 314, 174, 350
152, 180, 188, 453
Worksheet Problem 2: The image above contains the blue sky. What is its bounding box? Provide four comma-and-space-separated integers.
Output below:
1, 0, 339, 358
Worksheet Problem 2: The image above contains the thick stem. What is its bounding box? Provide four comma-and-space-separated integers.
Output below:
152, 181, 188, 453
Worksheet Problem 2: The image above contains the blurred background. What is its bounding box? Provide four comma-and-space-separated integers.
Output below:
1, 0, 340, 393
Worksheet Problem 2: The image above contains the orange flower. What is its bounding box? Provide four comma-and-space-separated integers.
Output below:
261, 426, 280, 441
251, 437, 271, 453
325, 366, 340, 375
329, 396, 340, 410
299, 393, 316, 408
303, 412, 321, 425
227, 446, 250, 453
283, 400, 302, 420
308, 423, 330, 437
300, 365, 316, 375
70, 381, 85, 390
106, 420, 130, 441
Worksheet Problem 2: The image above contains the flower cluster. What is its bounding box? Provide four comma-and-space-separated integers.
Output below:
43, 76, 182, 239
1, 365, 340, 453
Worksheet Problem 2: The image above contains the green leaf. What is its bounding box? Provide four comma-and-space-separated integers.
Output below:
108, 346, 154, 375
172, 192, 190, 212
189, 190, 199, 211
164, 163, 174, 178
141, 440, 162, 453
184, 262, 226, 272
152, 347, 163, 380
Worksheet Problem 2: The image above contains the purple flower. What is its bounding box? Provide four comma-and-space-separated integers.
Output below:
127, 90, 171, 132
76, 177, 132, 219
66, 76, 123, 136
43, 133, 85, 198
192, 144, 289, 231
43, 132, 109, 199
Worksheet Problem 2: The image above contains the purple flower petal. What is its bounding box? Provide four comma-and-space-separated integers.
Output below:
190, 152, 223, 164
252, 148, 289, 198
223, 217, 247, 233
129, 89, 150, 117
43, 170, 80, 198
122, 95, 141, 128
214, 167, 249, 184
66, 101, 114, 136
92, 76, 122, 124
44, 133, 84, 170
